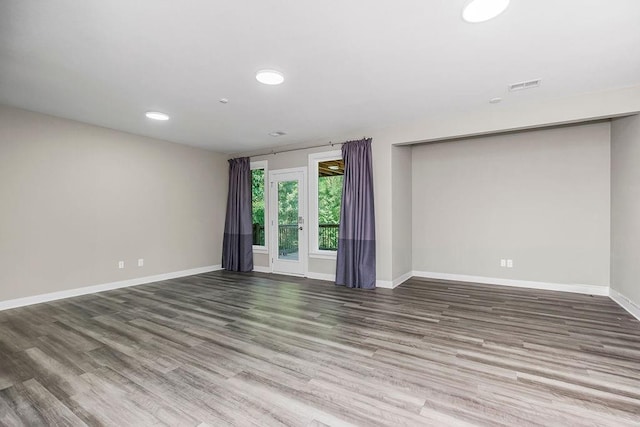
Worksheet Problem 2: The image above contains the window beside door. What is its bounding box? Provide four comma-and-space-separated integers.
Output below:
309, 151, 343, 257
251, 160, 267, 251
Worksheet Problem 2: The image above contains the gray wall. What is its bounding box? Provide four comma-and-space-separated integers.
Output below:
411, 122, 611, 287
373, 85, 640, 283
611, 114, 640, 307
391, 145, 412, 280
0, 105, 228, 302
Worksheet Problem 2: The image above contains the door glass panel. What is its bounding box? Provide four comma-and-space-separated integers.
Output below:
278, 180, 299, 260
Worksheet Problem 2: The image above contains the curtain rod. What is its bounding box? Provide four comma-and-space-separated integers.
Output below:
248, 141, 344, 158
246, 136, 370, 158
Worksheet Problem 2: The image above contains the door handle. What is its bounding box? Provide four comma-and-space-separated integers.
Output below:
298, 226, 303, 230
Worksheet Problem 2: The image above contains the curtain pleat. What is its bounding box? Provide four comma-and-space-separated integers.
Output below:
335, 138, 376, 288
222, 157, 254, 272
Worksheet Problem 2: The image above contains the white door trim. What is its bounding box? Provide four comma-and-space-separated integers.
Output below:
308, 150, 342, 258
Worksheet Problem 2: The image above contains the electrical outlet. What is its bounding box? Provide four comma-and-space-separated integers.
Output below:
118, 261, 125, 269
507, 259, 513, 268
138, 258, 144, 267
500, 259, 506, 267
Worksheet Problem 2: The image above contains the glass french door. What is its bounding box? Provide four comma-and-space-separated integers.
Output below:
269, 168, 307, 276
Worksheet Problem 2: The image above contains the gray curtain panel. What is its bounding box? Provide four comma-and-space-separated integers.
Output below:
336, 138, 376, 288
222, 157, 254, 272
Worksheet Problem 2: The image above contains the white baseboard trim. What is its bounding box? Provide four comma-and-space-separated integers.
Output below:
253, 267, 409, 290
609, 288, 640, 321
266, 269, 399, 289
377, 271, 413, 289
253, 266, 272, 273
411, 271, 609, 296
376, 280, 392, 288
305, 273, 400, 289
305, 272, 335, 282
393, 271, 413, 288
0, 265, 222, 311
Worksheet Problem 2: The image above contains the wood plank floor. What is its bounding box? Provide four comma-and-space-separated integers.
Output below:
1, 271, 639, 426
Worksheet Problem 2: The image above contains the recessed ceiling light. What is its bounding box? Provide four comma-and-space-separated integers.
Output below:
269, 131, 287, 137
328, 165, 340, 170
462, 0, 510, 23
489, 97, 502, 104
219, 98, 229, 104
256, 69, 284, 85
145, 111, 170, 121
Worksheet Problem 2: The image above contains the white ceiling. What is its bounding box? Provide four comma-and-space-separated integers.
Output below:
1, 1, 639, 153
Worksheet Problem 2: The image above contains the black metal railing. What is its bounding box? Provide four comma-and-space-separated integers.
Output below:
252, 223, 340, 252
252, 223, 265, 246
278, 224, 298, 255
319, 223, 339, 251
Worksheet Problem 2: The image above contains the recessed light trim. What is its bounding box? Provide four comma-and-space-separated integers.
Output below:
256, 69, 284, 85
145, 111, 170, 121
462, 0, 510, 23
489, 97, 502, 104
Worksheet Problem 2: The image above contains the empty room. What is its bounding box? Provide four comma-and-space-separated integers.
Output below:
1, 1, 640, 425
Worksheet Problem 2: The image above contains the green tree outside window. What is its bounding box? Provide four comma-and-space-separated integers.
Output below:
251, 169, 265, 246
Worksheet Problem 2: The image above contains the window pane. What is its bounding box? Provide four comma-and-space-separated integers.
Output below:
318, 159, 343, 251
251, 168, 265, 246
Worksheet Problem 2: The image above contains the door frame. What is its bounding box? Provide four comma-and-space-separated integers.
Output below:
268, 167, 308, 277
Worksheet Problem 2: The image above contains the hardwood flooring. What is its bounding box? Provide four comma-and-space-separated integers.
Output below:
1, 271, 639, 426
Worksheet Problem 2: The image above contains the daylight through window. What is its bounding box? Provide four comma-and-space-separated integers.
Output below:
251, 167, 266, 247
317, 159, 344, 251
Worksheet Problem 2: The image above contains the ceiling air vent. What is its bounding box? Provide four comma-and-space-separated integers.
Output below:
508, 79, 542, 92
